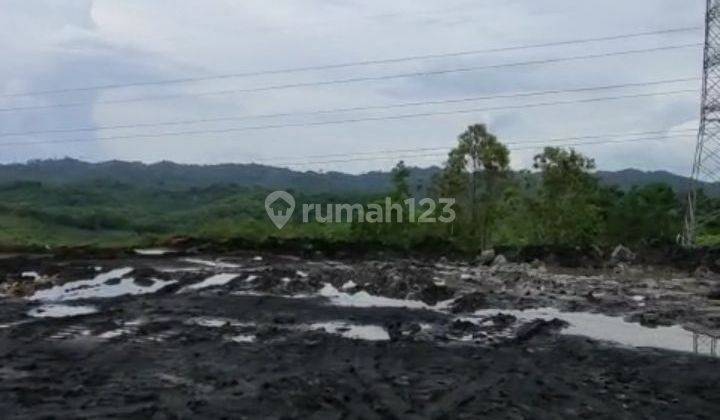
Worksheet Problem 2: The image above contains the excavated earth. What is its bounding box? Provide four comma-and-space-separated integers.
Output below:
1, 251, 720, 419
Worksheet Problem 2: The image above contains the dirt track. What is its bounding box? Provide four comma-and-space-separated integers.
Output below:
1, 252, 719, 419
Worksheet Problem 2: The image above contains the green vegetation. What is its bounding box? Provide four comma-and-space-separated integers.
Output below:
0, 123, 717, 251
435, 124, 510, 249
0, 182, 358, 249
348, 124, 716, 251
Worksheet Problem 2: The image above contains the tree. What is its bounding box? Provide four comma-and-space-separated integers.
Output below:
531, 147, 604, 246
437, 124, 510, 248
606, 183, 680, 245
533, 147, 596, 195
391, 160, 410, 200
351, 160, 417, 246
491, 170, 537, 246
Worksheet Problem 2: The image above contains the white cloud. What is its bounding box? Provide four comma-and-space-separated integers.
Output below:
0, 0, 705, 175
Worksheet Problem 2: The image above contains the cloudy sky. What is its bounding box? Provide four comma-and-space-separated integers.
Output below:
0, 0, 706, 174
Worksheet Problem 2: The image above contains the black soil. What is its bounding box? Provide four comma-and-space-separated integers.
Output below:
0, 253, 719, 419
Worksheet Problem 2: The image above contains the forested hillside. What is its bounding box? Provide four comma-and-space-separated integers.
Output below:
0, 158, 712, 195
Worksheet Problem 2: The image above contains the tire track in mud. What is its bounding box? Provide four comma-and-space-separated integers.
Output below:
1, 253, 720, 417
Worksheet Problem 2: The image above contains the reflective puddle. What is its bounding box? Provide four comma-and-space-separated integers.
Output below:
318, 283, 431, 309
182, 258, 241, 269
185, 316, 390, 341
28, 268, 176, 301
28, 304, 98, 318
180, 273, 239, 292
135, 248, 176, 256
309, 322, 390, 341
185, 317, 254, 328
21, 271, 41, 280
98, 328, 132, 339
14, 265, 716, 355
230, 334, 256, 343
465, 308, 697, 353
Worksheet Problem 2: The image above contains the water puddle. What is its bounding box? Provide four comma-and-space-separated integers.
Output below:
21, 271, 41, 280
135, 248, 176, 256
309, 322, 390, 341
232, 283, 450, 309
29, 268, 131, 300
318, 283, 430, 309
158, 266, 204, 273
29, 267, 175, 301
466, 308, 697, 353
180, 273, 239, 292
230, 334, 256, 343
97, 328, 132, 339
28, 304, 98, 318
185, 317, 253, 328
183, 258, 241, 269
186, 316, 388, 342
231, 290, 269, 297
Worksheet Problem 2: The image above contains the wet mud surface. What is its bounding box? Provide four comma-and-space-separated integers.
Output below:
1, 252, 720, 418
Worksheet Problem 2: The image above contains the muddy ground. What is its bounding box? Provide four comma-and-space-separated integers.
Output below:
1, 251, 719, 419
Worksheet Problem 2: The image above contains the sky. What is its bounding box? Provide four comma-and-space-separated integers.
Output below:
0, 0, 706, 175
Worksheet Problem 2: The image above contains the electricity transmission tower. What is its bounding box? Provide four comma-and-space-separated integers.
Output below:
684, 0, 720, 246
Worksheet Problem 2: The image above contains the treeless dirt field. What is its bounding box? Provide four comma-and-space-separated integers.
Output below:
1, 252, 719, 418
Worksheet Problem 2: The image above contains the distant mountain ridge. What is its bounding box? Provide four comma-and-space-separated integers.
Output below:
594, 168, 719, 195
0, 158, 715, 196
0, 158, 439, 193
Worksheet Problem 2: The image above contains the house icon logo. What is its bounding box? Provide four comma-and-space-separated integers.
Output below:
265, 190, 295, 229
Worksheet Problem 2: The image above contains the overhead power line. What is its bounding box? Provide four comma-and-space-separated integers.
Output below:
0, 89, 696, 148
252, 128, 698, 163
0, 77, 698, 138
0, 43, 702, 114
273, 135, 694, 167
0, 26, 702, 99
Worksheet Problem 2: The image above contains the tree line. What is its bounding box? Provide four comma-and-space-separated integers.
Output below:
353, 124, 692, 250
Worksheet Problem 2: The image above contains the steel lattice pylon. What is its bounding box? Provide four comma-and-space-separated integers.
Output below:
684, 0, 720, 245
